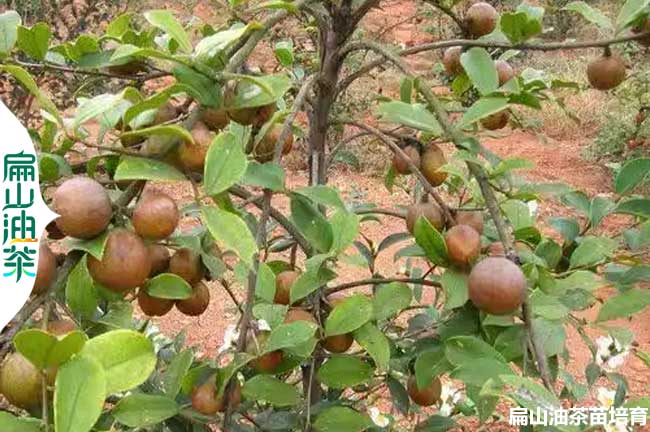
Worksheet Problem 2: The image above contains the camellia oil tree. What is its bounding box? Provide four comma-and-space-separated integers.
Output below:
1, 0, 650, 431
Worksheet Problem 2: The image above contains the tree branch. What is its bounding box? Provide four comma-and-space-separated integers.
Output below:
326, 277, 440, 295
14, 60, 170, 81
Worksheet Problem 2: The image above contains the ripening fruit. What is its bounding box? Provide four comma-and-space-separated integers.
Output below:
322, 334, 354, 353
587, 54, 626, 91
132, 192, 179, 240
32, 242, 57, 295
455, 210, 484, 235
47, 319, 76, 336
420, 144, 448, 186
200, 108, 230, 131
0, 353, 42, 409
445, 224, 481, 268
138, 289, 174, 317
406, 203, 445, 234
392, 145, 421, 174
87, 229, 151, 293
275, 270, 300, 305
495, 60, 514, 85
147, 244, 170, 277
254, 124, 294, 162
191, 377, 241, 415
169, 248, 205, 285
52, 177, 112, 239
480, 110, 509, 130
178, 121, 215, 172
153, 102, 180, 125
176, 282, 211, 316
248, 332, 283, 373
407, 375, 442, 407
443, 47, 463, 76
284, 308, 318, 326
468, 257, 526, 315
465, 2, 498, 38
225, 83, 277, 127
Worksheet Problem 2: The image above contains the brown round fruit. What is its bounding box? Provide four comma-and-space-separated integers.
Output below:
33, 242, 57, 295
495, 60, 514, 85
0, 353, 42, 409
275, 270, 300, 305
179, 121, 215, 172
153, 102, 179, 125
52, 177, 112, 239
254, 124, 294, 162
587, 55, 626, 91
480, 111, 509, 130
148, 244, 171, 277
169, 248, 204, 285
322, 334, 354, 353
392, 146, 421, 175
176, 282, 210, 316
248, 333, 283, 373
468, 257, 526, 315
200, 108, 230, 131
138, 289, 174, 317
191, 377, 241, 415
227, 103, 277, 128
442, 47, 463, 76
47, 319, 76, 336
420, 144, 448, 186
486, 241, 532, 257
445, 224, 481, 268
284, 308, 318, 326
87, 229, 151, 293
406, 203, 445, 234
455, 210, 484, 234
465, 2, 498, 38
132, 192, 179, 240
407, 375, 442, 407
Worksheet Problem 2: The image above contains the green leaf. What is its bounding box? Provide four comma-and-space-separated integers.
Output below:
615, 199, 650, 218
204, 131, 248, 195
274, 40, 294, 66
353, 323, 390, 371
0, 412, 41, 432
533, 318, 566, 357
415, 347, 449, 389
242, 161, 285, 191
413, 216, 448, 266
295, 185, 346, 209
39, 152, 71, 182
66, 255, 99, 320
54, 356, 106, 432
64, 232, 108, 260
373, 282, 412, 320
501, 199, 534, 230
290, 193, 333, 253
589, 196, 615, 227
225, 74, 291, 109
330, 210, 359, 254
145, 273, 192, 299
376, 101, 443, 135
563, 2, 613, 30
445, 336, 506, 366
0, 11, 21, 55
80, 330, 156, 394
0, 65, 60, 123
597, 289, 650, 322
144, 10, 192, 53
173, 65, 222, 107
14, 329, 58, 369
325, 294, 374, 337
415, 415, 456, 432
561, 190, 591, 215
570, 236, 618, 269
460, 48, 498, 95
121, 124, 193, 143
114, 156, 185, 182
616, 0, 650, 30
441, 269, 468, 310
202, 206, 257, 266
313, 406, 372, 432
289, 268, 321, 304
450, 357, 514, 386
460, 97, 508, 127
549, 217, 580, 243
113, 394, 179, 427
253, 304, 288, 329
500, 11, 543, 44
255, 262, 276, 303
615, 158, 650, 195
242, 375, 301, 407
265, 321, 317, 352
317, 355, 374, 389
194, 25, 250, 67
163, 349, 194, 397
47, 331, 87, 367
17, 23, 50, 60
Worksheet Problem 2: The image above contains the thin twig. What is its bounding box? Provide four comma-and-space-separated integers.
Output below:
326, 277, 440, 295
14, 60, 170, 81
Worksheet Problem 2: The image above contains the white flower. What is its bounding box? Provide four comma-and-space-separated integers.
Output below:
438, 383, 463, 417
257, 319, 271, 331
597, 386, 617, 408
595, 336, 630, 372
527, 200, 539, 216
604, 424, 628, 432
218, 324, 239, 354
369, 407, 390, 428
